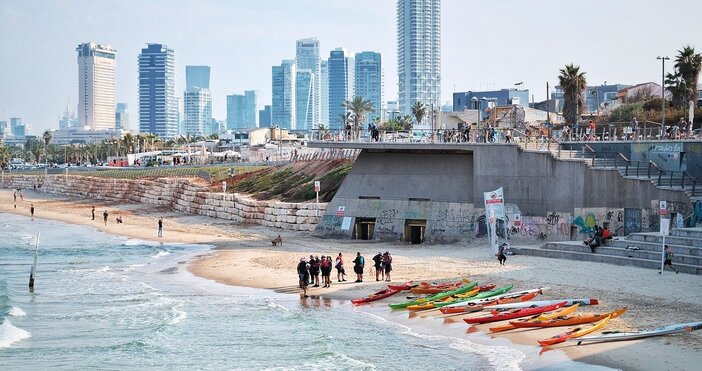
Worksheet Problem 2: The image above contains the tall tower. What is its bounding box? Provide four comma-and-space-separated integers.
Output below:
355, 51, 383, 125
296, 38, 320, 128
397, 0, 441, 117
320, 60, 329, 127
328, 48, 355, 131
185, 65, 210, 90
138, 44, 178, 137
296, 69, 314, 131
76, 42, 116, 130
271, 60, 296, 130
244, 90, 258, 128
184, 65, 212, 136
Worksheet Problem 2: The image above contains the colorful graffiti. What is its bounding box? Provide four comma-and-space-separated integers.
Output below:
573, 214, 597, 234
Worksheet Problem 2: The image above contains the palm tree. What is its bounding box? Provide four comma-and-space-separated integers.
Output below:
121, 133, 135, 154
343, 96, 375, 140
665, 71, 688, 107
0, 146, 10, 169
673, 45, 702, 107
411, 101, 427, 127
558, 64, 587, 126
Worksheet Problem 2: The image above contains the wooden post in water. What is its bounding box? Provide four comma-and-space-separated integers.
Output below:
29, 231, 40, 290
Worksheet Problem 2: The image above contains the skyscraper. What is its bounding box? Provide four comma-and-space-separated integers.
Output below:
138, 44, 178, 137
296, 38, 320, 128
186, 65, 210, 90
355, 51, 383, 124
397, 0, 441, 117
76, 42, 116, 130
244, 90, 258, 128
226, 94, 245, 129
328, 48, 354, 130
10, 118, 25, 137
296, 69, 314, 131
259, 105, 272, 127
115, 103, 129, 130
320, 60, 329, 127
271, 60, 296, 130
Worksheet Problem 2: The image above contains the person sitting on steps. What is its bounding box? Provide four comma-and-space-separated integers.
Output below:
583, 226, 603, 252
271, 235, 283, 246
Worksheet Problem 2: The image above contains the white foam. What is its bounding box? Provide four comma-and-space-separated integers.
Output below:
0, 320, 31, 348
169, 302, 187, 325
152, 251, 170, 258
265, 301, 290, 313
8, 306, 26, 317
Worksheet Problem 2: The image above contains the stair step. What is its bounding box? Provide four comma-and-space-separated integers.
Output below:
543, 242, 702, 265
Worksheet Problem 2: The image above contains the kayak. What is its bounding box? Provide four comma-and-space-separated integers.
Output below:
538, 315, 612, 347
571, 321, 702, 344
406, 284, 496, 312
389, 282, 477, 310
433, 285, 512, 309
486, 298, 599, 311
410, 279, 469, 294
387, 281, 415, 291
351, 288, 400, 305
439, 287, 543, 314
490, 303, 580, 333
511, 307, 627, 328
465, 301, 567, 325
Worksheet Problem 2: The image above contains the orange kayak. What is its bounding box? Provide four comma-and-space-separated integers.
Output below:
538, 315, 612, 347
410, 279, 470, 294
511, 307, 627, 328
440, 290, 541, 315
490, 303, 580, 333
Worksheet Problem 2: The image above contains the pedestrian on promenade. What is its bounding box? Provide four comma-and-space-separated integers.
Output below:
353, 252, 365, 283
505, 129, 512, 143
297, 257, 310, 298
92, 206, 95, 220
335, 253, 347, 282
661, 245, 679, 274
103, 210, 108, 225
158, 217, 163, 237
30, 203, 34, 220
631, 117, 638, 140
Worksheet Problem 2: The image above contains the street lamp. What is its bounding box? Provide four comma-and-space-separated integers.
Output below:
657, 56, 670, 131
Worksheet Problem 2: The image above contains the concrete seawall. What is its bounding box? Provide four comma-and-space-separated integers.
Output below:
1, 175, 326, 231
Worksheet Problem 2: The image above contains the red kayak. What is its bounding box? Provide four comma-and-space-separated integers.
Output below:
351, 288, 400, 305
464, 301, 567, 324
387, 281, 415, 291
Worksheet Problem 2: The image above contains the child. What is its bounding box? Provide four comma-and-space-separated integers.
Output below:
661, 245, 679, 274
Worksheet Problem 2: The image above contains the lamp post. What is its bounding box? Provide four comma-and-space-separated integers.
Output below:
657, 56, 670, 130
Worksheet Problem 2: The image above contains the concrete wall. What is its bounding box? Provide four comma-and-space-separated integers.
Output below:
1, 175, 324, 231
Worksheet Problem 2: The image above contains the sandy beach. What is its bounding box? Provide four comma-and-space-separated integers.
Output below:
2, 188, 701, 370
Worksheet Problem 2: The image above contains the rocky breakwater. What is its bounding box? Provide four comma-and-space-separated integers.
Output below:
2, 174, 326, 231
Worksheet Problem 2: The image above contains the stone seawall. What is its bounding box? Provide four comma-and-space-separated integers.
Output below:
2, 175, 326, 231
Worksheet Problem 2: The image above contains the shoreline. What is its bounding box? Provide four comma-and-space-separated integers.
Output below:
2, 189, 701, 370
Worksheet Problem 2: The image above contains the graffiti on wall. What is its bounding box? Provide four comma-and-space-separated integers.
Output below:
377, 209, 399, 225
573, 214, 597, 234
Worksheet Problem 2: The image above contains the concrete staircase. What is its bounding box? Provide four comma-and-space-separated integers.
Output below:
512, 227, 702, 274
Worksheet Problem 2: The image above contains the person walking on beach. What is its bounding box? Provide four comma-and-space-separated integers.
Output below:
103, 210, 108, 225
91, 206, 95, 221
661, 245, 679, 274
372, 252, 384, 281
335, 253, 347, 282
19, 190, 24, 202
382, 251, 392, 282
30, 203, 34, 220
297, 257, 310, 298
497, 243, 507, 266
158, 217, 163, 238
353, 252, 365, 283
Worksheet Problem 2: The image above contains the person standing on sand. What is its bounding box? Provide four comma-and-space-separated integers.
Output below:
91, 206, 95, 221
19, 190, 24, 202
335, 253, 347, 282
320, 256, 332, 288
297, 257, 310, 298
497, 243, 507, 266
372, 252, 384, 281
158, 217, 163, 238
103, 210, 108, 225
30, 203, 34, 220
382, 252, 392, 282
353, 252, 365, 283
13, 191, 17, 208
661, 245, 679, 274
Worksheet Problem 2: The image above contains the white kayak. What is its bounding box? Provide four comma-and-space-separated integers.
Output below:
571, 321, 702, 344
485, 298, 599, 310
441, 287, 549, 309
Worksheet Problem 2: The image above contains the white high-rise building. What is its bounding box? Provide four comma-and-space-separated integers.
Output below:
272, 60, 296, 130
397, 0, 441, 117
76, 42, 116, 130
296, 38, 320, 129
184, 88, 212, 136
296, 69, 314, 131
320, 60, 329, 127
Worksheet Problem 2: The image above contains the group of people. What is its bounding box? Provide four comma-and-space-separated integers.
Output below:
296, 251, 392, 297
583, 225, 613, 252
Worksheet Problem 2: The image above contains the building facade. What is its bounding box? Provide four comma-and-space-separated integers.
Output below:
76, 42, 117, 130
10, 118, 25, 137
296, 38, 320, 128
355, 51, 383, 124
185, 65, 210, 90
272, 60, 296, 130
226, 94, 245, 129
138, 44, 178, 138
552, 84, 630, 113
259, 105, 272, 127
397, 0, 441, 116
244, 90, 258, 128
320, 60, 329, 127
115, 103, 129, 130
453, 89, 530, 111
328, 48, 355, 130
184, 88, 212, 136
296, 69, 314, 131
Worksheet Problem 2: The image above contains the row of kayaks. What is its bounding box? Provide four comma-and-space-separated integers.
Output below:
351, 279, 702, 347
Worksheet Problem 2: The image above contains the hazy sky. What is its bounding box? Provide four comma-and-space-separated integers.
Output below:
1, 0, 701, 134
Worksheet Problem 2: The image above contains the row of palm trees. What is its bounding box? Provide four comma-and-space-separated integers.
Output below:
335, 97, 430, 139
558, 45, 701, 126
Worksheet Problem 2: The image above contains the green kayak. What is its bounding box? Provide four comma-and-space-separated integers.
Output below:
433, 285, 513, 308
388, 282, 477, 310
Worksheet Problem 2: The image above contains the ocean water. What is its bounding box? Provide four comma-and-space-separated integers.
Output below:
0, 213, 606, 370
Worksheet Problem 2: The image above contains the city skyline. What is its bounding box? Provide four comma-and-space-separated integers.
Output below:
1, 0, 701, 133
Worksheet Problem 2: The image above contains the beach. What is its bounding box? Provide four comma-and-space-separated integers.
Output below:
1, 188, 701, 370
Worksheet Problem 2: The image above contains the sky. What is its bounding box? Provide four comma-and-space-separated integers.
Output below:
1, 0, 701, 134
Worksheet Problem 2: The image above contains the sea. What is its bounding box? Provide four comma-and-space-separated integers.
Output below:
0, 212, 612, 370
